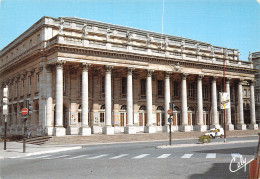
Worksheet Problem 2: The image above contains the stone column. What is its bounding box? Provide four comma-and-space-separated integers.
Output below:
237, 79, 246, 130
144, 69, 156, 133
249, 80, 258, 129
163, 71, 171, 132
80, 63, 91, 135
54, 60, 66, 136
210, 77, 220, 129
195, 75, 207, 131
46, 65, 54, 135
103, 65, 114, 134
124, 67, 136, 134
180, 73, 191, 132
226, 78, 234, 130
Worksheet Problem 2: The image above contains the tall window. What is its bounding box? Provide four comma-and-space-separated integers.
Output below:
36, 73, 40, 90
63, 74, 66, 92
202, 84, 208, 98
101, 76, 105, 93
28, 76, 31, 94
173, 81, 179, 97
157, 80, 164, 96
140, 79, 146, 97
21, 79, 24, 95
80, 75, 82, 93
188, 83, 195, 98
122, 77, 127, 96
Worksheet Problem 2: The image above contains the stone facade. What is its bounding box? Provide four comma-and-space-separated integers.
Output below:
0, 16, 257, 136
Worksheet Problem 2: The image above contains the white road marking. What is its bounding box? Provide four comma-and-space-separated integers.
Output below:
44, 155, 70, 159
87, 154, 108, 159
133, 154, 150, 159
181, 154, 193, 158
231, 153, 241, 158
157, 154, 171, 159
25, 155, 51, 159
66, 155, 88, 159
206, 153, 216, 159
109, 154, 129, 159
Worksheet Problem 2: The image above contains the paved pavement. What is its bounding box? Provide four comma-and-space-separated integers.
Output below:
1, 129, 259, 159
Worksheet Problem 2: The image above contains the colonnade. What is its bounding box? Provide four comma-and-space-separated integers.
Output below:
48, 61, 257, 136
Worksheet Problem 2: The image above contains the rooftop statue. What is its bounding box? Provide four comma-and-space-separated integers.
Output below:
82, 24, 88, 37
126, 31, 132, 44
248, 51, 252, 62
59, 18, 65, 34
146, 34, 151, 47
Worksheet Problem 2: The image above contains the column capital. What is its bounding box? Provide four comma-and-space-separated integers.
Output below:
225, 77, 232, 83
46, 64, 53, 73
181, 73, 189, 79
248, 80, 256, 85
81, 63, 90, 71
126, 67, 135, 74
164, 71, 172, 78
197, 74, 204, 80
146, 69, 154, 77
105, 65, 113, 73
238, 78, 244, 85
55, 60, 66, 69
211, 76, 218, 81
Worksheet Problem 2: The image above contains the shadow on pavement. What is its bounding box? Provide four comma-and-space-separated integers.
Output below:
189, 162, 248, 179
195, 146, 256, 156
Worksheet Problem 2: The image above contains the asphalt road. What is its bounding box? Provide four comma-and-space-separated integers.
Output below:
1, 136, 258, 179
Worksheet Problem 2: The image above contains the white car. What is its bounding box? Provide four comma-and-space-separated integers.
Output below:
205, 128, 224, 138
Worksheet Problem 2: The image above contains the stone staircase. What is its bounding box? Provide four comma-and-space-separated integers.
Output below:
18, 136, 52, 145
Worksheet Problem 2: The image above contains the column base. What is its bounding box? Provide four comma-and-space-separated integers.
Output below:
45, 127, 54, 136
92, 126, 102, 134
194, 125, 207, 132
68, 126, 79, 135
163, 125, 179, 132
248, 124, 258, 130
210, 124, 221, 129
102, 126, 115, 135
236, 123, 247, 130
179, 125, 191, 132
79, 127, 92, 136
53, 127, 66, 136
124, 126, 136, 134
163, 125, 169, 133
144, 126, 156, 133
226, 124, 234, 131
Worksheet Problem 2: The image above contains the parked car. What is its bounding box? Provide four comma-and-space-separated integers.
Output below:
205, 128, 224, 139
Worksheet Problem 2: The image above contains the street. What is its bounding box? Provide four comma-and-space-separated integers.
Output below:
0, 136, 258, 179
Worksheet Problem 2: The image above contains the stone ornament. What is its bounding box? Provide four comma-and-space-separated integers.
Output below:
55, 60, 66, 69
146, 69, 154, 77
164, 37, 169, 50
81, 62, 90, 71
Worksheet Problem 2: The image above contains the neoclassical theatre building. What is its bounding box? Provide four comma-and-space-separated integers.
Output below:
0, 16, 258, 136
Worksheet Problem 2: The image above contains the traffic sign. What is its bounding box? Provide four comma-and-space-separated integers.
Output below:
167, 109, 173, 115
21, 108, 28, 115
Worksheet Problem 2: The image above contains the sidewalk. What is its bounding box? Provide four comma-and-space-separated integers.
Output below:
1, 129, 259, 159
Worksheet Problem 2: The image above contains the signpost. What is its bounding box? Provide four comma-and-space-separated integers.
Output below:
21, 108, 28, 153
21, 108, 28, 115
167, 109, 173, 145
3, 87, 8, 150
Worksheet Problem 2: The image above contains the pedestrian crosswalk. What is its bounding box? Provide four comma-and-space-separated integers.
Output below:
8, 152, 249, 160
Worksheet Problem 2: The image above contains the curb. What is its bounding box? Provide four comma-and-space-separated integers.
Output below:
156, 139, 258, 149
25, 146, 82, 157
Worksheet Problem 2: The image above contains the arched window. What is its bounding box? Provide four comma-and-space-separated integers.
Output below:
121, 105, 127, 110
156, 106, 164, 126
188, 107, 196, 126
139, 105, 147, 126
